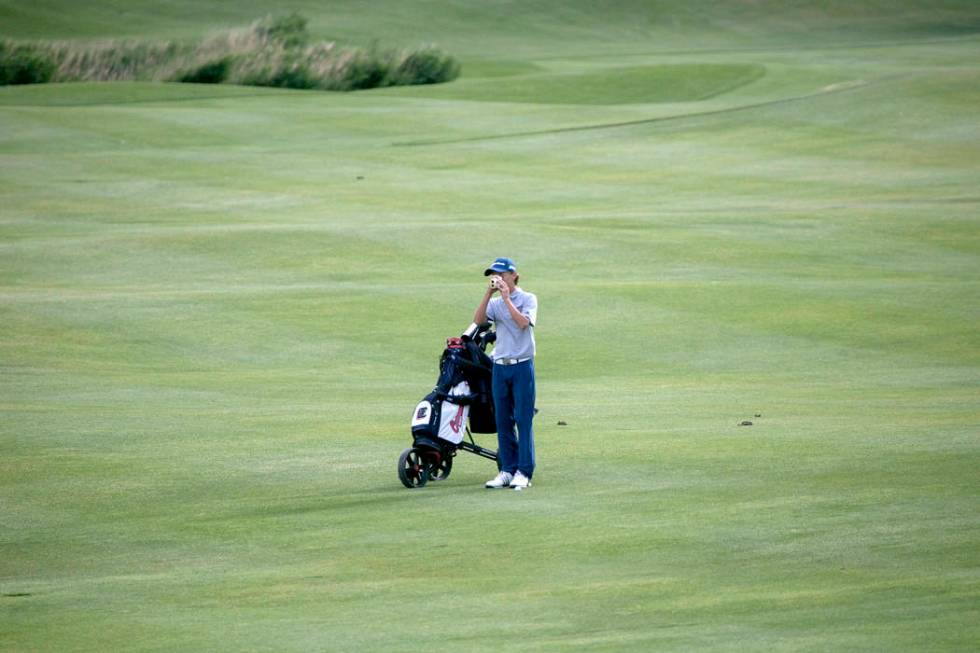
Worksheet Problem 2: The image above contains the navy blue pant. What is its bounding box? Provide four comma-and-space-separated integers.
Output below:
492, 359, 536, 478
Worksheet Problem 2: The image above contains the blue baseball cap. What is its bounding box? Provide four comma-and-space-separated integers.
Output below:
484, 257, 517, 276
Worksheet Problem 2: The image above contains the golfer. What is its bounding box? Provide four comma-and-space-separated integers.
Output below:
474, 257, 538, 489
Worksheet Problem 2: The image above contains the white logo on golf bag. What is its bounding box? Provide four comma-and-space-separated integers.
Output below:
411, 401, 432, 428
438, 381, 470, 444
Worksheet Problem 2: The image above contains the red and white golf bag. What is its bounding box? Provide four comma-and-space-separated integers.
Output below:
410, 381, 471, 446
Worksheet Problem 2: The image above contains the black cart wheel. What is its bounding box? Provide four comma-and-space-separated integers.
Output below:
430, 453, 453, 481
398, 448, 429, 488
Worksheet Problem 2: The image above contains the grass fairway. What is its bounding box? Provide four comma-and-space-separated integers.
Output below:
2, 2, 979, 651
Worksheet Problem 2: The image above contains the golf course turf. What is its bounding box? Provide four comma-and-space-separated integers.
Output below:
1, 2, 978, 650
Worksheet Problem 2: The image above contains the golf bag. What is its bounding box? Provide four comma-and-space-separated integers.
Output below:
398, 323, 498, 488
411, 380, 471, 446
410, 332, 495, 448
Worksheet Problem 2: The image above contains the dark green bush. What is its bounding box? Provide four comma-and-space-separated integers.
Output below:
339, 52, 390, 90
234, 51, 315, 90
0, 41, 56, 85
265, 62, 316, 90
175, 56, 232, 84
389, 46, 461, 86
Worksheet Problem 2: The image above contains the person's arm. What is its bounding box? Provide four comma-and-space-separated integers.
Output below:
498, 284, 531, 330
474, 284, 495, 324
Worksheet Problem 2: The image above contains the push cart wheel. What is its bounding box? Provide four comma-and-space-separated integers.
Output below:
398, 448, 429, 489
430, 453, 453, 481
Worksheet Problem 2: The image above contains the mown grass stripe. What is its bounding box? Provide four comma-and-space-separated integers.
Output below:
393, 76, 884, 146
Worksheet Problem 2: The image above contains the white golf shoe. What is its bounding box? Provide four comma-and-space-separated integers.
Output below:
485, 471, 513, 489
510, 471, 532, 489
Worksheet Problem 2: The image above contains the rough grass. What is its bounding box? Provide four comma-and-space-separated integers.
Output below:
0, 14, 460, 90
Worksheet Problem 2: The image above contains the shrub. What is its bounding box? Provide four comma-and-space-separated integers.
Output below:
334, 50, 390, 90
45, 39, 186, 82
0, 16, 461, 92
388, 46, 461, 86
259, 60, 317, 90
0, 41, 56, 85
174, 56, 232, 84
231, 45, 307, 89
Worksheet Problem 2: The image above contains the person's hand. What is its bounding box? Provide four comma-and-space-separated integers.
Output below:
497, 279, 510, 300
488, 275, 502, 295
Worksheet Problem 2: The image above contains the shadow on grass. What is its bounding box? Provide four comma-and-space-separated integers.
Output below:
189, 482, 488, 524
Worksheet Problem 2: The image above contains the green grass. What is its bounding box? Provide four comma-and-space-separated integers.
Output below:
1, 2, 979, 651
383, 63, 767, 104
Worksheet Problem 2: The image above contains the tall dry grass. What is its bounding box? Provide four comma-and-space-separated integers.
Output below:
0, 14, 460, 90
